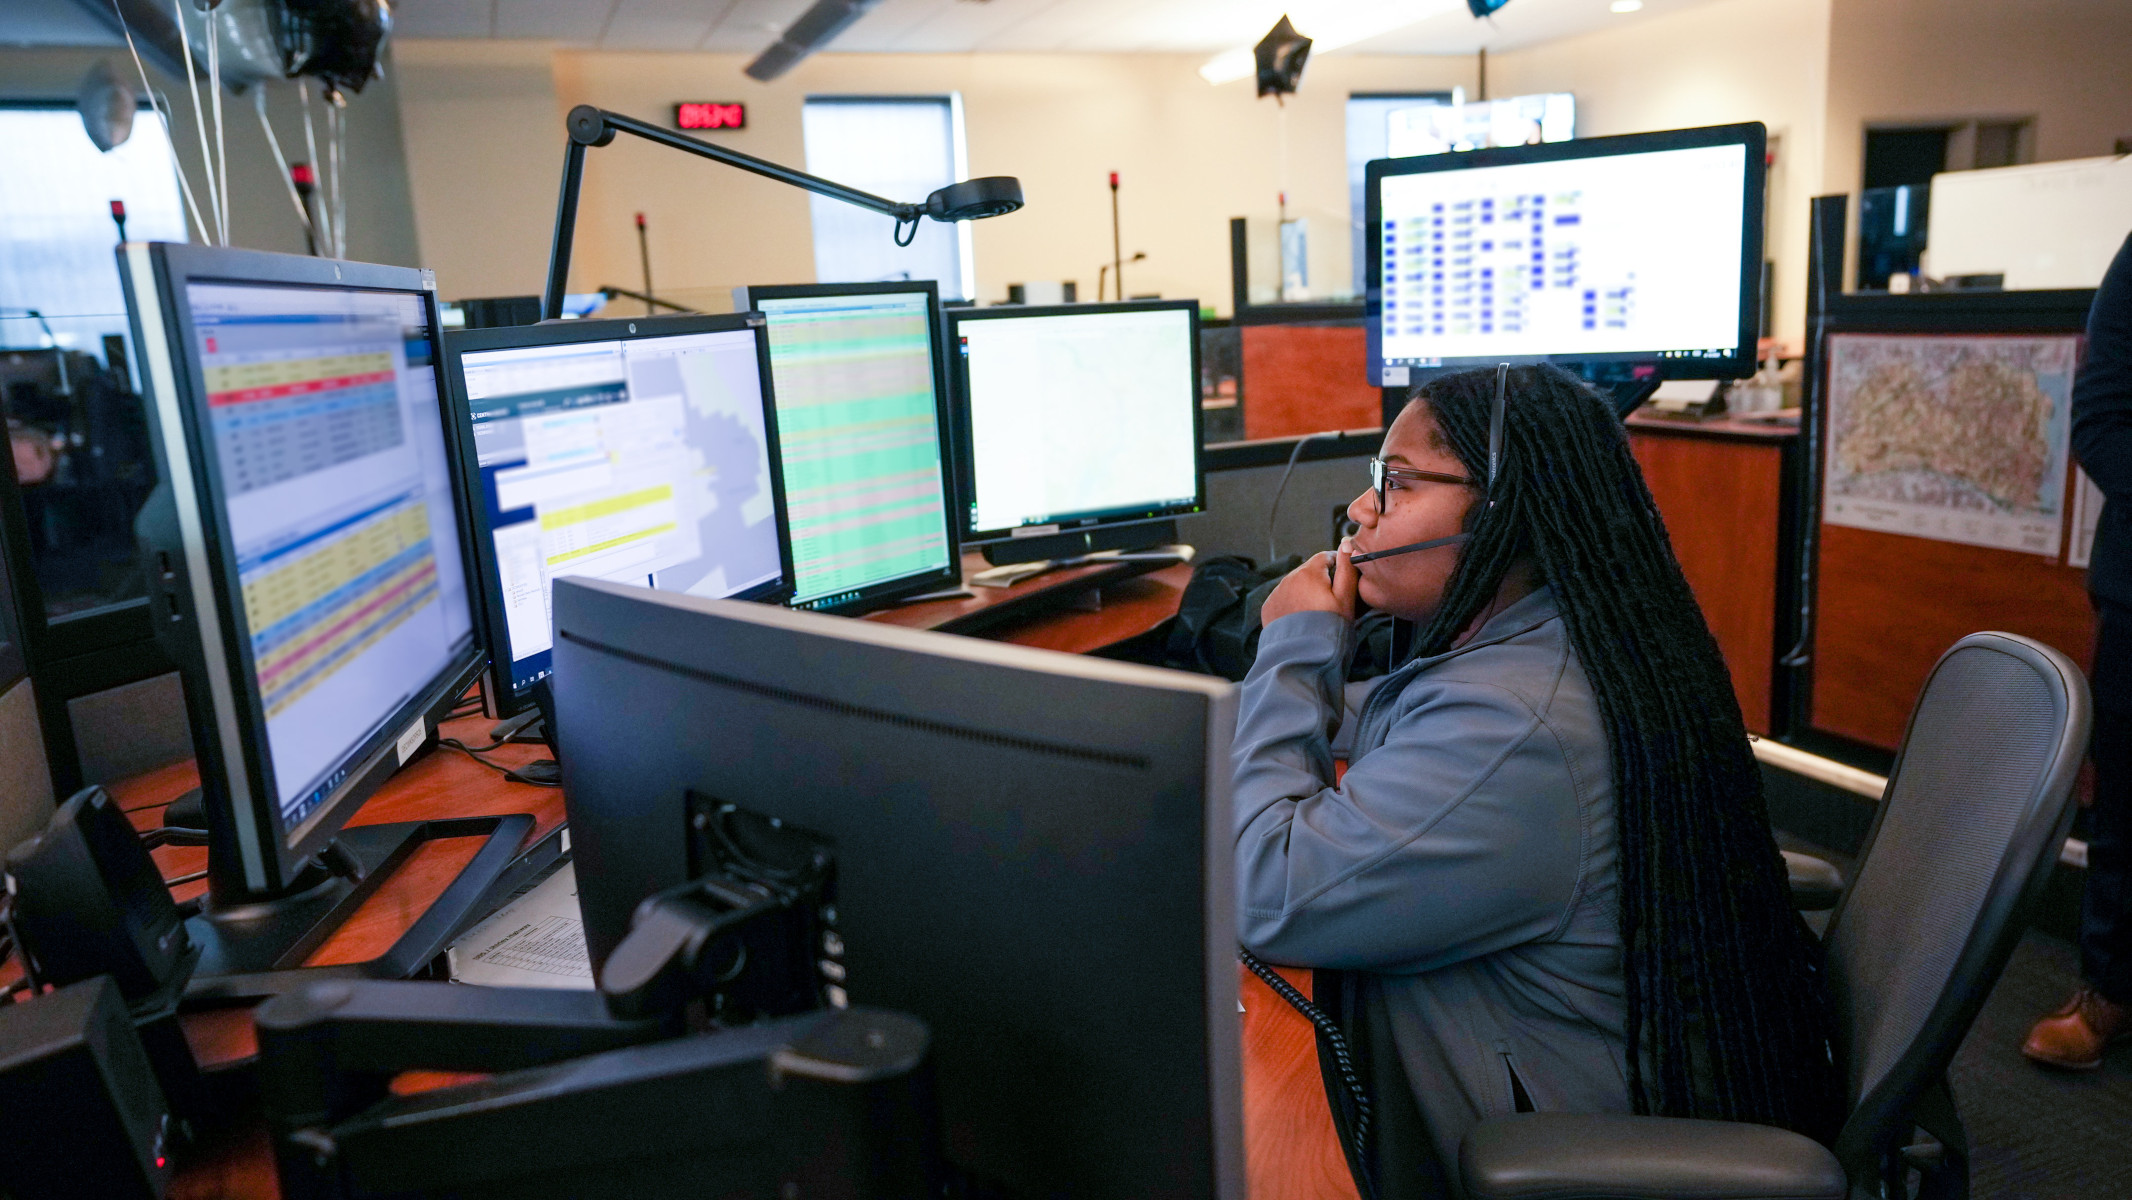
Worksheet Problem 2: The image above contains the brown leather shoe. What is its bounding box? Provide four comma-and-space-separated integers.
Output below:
2022, 988, 2131, 1070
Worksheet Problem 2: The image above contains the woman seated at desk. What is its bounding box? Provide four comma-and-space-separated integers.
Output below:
1232, 365, 1840, 1196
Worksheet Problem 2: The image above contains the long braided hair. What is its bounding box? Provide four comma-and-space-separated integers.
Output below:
1406, 364, 1842, 1141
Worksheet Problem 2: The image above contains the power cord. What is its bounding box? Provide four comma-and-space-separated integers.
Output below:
1238, 947, 1374, 1191
438, 737, 561, 787
1267, 430, 1341, 563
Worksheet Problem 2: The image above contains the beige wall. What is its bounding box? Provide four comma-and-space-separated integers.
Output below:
1490, 0, 1833, 347
394, 44, 1478, 312
393, 40, 571, 299
0, 45, 423, 267
1824, 0, 2132, 197
1822, 0, 2132, 286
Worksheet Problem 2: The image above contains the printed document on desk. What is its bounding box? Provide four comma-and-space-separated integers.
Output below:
446, 861, 595, 990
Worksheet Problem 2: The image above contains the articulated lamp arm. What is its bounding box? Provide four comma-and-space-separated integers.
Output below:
541, 104, 1024, 320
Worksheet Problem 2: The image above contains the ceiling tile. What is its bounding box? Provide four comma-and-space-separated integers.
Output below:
699, 0, 811, 51
376, 0, 1730, 57
392, 0, 497, 40
0, 0, 123, 47
828, 0, 962, 52
1358, 0, 1718, 54
599, 0, 731, 49
494, 0, 616, 42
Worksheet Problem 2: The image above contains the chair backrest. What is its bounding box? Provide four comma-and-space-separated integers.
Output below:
1822, 632, 2089, 1165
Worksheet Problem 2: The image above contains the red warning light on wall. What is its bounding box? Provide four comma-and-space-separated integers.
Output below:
674, 102, 747, 131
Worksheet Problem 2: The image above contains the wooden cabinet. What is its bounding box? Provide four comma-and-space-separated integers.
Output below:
1626, 415, 1795, 734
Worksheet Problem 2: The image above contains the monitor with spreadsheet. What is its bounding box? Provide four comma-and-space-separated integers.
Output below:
733, 282, 959, 613
1366, 122, 1766, 385
441, 313, 794, 719
945, 301, 1204, 555
123, 244, 483, 900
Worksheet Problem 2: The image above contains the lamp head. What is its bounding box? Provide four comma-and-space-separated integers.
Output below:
925, 177, 1024, 222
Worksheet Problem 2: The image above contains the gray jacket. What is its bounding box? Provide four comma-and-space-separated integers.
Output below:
1233, 588, 1629, 1189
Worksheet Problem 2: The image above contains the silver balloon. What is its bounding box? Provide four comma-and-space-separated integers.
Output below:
76, 62, 138, 152
173, 0, 287, 89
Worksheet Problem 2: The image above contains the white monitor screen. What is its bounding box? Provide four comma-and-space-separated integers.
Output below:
187, 282, 475, 835
461, 327, 783, 700
1375, 140, 1750, 381
754, 291, 954, 609
955, 306, 1200, 536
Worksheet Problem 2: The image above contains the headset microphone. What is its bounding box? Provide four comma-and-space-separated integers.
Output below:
1326, 531, 1472, 582
1349, 532, 1471, 566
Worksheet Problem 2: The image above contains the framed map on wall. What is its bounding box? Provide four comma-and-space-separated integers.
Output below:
1822, 332, 2080, 557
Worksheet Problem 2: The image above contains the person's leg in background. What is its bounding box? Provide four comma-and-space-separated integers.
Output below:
2025, 604, 2132, 1068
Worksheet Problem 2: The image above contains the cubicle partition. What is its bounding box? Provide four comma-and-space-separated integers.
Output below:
0, 518, 53, 855
1795, 287, 2098, 755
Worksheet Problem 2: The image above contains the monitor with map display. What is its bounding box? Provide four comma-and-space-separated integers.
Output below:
1366, 122, 1766, 386
734, 281, 960, 614
441, 313, 793, 719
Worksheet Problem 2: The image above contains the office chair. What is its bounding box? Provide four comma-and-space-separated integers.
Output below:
1459, 631, 2090, 1200
1785, 850, 1847, 912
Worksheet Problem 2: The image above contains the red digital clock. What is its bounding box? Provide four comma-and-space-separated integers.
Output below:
674, 102, 746, 131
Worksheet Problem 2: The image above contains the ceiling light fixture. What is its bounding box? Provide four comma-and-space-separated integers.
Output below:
1199, 0, 1463, 85
1609, 0, 1644, 11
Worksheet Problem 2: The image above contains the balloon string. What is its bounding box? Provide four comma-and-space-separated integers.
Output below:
299, 80, 333, 258
326, 96, 347, 257
169, 0, 221, 244
111, 0, 208, 243
206, 4, 227, 245
253, 89, 312, 236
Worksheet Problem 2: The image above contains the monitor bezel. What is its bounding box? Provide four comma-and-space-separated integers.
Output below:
944, 300, 1208, 545
1365, 121, 1768, 384
438, 311, 797, 720
122, 242, 485, 892
732, 280, 963, 614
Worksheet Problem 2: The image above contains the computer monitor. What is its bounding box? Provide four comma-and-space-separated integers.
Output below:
1366, 122, 1767, 387
550, 577, 1241, 1199
731, 281, 959, 613
122, 243, 522, 988
945, 300, 1205, 566
438, 313, 794, 720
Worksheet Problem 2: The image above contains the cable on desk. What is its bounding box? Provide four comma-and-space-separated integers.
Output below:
1266, 430, 1341, 563
1239, 946, 1376, 1197
438, 738, 561, 787
142, 827, 210, 850
161, 868, 207, 887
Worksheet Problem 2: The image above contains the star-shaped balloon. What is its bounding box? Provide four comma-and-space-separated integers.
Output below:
1254, 15, 1312, 100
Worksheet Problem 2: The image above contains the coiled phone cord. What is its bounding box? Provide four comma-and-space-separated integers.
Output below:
1238, 946, 1374, 1187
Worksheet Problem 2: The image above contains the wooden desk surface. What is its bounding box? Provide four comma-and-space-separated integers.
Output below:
1625, 408, 1800, 443
863, 550, 1190, 647
117, 563, 1350, 1200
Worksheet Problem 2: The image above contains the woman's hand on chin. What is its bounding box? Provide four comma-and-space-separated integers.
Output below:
1261, 543, 1359, 626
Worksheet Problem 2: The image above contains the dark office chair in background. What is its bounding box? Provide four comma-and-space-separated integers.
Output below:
1459, 631, 2090, 1200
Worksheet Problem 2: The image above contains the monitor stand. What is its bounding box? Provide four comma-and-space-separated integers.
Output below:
1602, 377, 1663, 418
1577, 364, 1665, 419
177, 812, 534, 1004
979, 518, 1181, 567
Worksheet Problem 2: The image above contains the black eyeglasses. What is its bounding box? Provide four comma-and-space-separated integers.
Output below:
1370, 364, 1509, 515
1368, 458, 1474, 514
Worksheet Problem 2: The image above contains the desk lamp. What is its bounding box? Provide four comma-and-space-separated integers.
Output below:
539, 105, 1024, 321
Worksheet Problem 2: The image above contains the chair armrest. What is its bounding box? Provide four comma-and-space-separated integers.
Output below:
1783, 850, 1845, 912
1459, 1113, 1846, 1200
